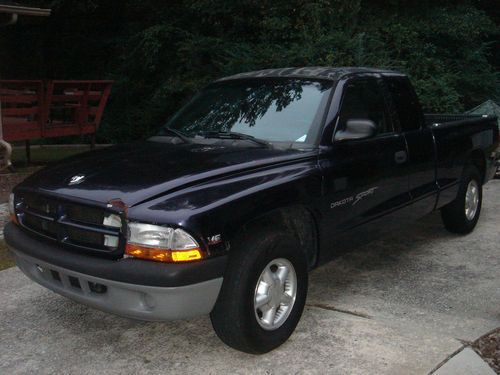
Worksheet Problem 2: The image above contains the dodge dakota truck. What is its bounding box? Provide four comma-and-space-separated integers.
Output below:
5, 67, 499, 353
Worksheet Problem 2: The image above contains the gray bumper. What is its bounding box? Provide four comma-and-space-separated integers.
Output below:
11, 248, 223, 321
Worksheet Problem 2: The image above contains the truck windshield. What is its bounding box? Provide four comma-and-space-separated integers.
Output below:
159, 78, 332, 146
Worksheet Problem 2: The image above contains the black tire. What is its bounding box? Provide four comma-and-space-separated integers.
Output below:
210, 229, 308, 354
441, 164, 482, 234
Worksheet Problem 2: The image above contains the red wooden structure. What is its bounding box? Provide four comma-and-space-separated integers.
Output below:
0, 80, 112, 148
0, 2, 52, 171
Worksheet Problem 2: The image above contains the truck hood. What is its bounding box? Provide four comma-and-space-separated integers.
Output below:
17, 141, 316, 207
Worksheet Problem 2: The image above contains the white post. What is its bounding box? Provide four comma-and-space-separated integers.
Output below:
0, 99, 13, 171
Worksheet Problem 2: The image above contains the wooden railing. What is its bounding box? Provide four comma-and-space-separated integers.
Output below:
0, 80, 113, 142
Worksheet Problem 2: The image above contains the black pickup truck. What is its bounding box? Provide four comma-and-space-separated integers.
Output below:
5, 67, 499, 353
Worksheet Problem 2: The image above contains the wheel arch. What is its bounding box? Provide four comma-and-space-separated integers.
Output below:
468, 149, 486, 184
231, 205, 320, 270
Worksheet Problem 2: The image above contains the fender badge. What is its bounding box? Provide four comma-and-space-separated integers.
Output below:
207, 234, 222, 245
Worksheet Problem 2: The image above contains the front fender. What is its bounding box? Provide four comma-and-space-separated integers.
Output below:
126, 158, 323, 252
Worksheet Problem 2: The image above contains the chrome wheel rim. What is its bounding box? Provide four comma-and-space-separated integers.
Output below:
465, 180, 479, 221
254, 258, 297, 331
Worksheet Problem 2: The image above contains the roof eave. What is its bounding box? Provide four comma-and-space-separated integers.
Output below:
0, 4, 51, 17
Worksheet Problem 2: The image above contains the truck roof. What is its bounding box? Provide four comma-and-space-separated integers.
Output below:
217, 67, 404, 82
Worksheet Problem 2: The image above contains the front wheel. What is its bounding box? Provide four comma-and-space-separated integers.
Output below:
210, 231, 308, 354
441, 165, 482, 234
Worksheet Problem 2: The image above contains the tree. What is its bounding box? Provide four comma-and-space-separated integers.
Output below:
1, 0, 498, 142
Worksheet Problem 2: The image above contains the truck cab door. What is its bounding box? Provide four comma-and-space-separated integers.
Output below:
383, 76, 438, 219
318, 76, 411, 257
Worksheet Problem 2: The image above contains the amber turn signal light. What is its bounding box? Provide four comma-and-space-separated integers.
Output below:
125, 244, 203, 263
10, 213, 18, 224
8, 193, 18, 224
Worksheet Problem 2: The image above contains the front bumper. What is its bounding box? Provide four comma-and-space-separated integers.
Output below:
5, 223, 226, 321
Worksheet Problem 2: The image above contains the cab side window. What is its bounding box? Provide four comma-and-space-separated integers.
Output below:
338, 79, 392, 135
385, 77, 424, 131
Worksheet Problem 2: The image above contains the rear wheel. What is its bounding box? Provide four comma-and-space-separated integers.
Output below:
210, 230, 308, 354
441, 165, 482, 234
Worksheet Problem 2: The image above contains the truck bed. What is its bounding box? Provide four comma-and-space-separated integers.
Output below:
424, 113, 490, 127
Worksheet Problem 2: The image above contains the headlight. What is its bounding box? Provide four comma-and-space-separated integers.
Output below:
8, 193, 18, 224
125, 222, 202, 263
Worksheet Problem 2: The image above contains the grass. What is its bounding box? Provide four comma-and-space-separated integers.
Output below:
11, 145, 95, 167
0, 239, 14, 271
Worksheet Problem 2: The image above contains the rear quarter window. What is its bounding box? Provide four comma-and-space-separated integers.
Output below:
385, 77, 424, 131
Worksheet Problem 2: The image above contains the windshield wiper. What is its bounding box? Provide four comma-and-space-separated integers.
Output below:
162, 127, 192, 144
200, 131, 271, 147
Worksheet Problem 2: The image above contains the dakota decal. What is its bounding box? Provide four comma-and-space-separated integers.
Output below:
331, 187, 378, 209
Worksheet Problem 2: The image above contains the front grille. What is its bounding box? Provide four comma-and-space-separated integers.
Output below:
66, 204, 104, 225
15, 193, 124, 255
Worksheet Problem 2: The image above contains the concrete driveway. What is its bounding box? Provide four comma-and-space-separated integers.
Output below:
1, 180, 499, 375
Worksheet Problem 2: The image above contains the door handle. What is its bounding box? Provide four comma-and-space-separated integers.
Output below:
394, 150, 407, 164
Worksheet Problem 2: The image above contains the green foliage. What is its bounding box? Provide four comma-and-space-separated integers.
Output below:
1, 0, 498, 142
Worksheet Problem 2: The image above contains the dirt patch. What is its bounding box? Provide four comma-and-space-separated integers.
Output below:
0, 239, 14, 270
472, 328, 500, 373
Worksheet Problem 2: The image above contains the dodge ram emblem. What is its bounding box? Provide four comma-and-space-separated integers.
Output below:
69, 174, 85, 185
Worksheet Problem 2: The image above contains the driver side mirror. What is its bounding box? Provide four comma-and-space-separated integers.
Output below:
334, 119, 377, 142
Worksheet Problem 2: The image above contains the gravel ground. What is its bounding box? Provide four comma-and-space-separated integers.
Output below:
0, 203, 8, 240
0, 180, 499, 374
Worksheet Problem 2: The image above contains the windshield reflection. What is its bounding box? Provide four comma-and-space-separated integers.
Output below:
160, 79, 332, 144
